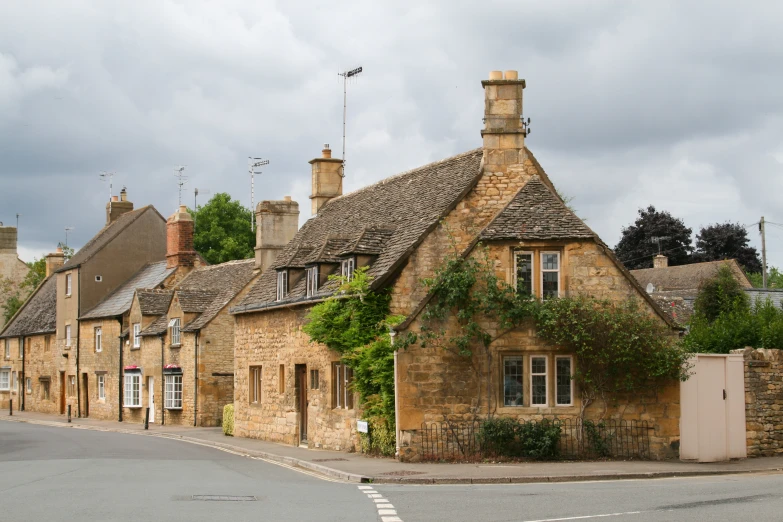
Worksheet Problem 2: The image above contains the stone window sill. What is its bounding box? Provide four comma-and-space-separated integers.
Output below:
170, 344, 181, 349
165, 407, 182, 411
124, 405, 143, 409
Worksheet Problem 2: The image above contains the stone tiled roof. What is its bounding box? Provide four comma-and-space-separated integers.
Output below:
307, 238, 353, 264
140, 314, 168, 337
234, 149, 484, 312
177, 259, 257, 331
340, 227, 396, 256
631, 259, 752, 293
80, 261, 175, 319
480, 176, 594, 241
0, 276, 57, 338
649, 292, 695, 326
177, 290, 220, 313
56, 206, 164, 273
137, 289, 174, 316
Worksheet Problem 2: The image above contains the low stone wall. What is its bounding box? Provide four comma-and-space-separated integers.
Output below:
733, 347, 783, 457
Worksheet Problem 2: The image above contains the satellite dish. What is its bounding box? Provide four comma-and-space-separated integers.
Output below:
646, 283, 654, 294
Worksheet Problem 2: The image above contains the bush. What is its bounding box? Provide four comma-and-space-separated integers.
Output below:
477, 418, 561, 460
222, 404, 234, 436
360, 417, 396, 457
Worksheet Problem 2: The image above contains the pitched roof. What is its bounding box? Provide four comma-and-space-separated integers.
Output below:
630, 259, 753, 293
0, 276, 57, 338
479, 176, 594, 241
233, 149, 485, 312
56, 206, 164, 273
176, 259, 257, 331
137, 289, 174, 316
649, 291, 695, 326
140, 314, 168, 337
80, 261, 175, 319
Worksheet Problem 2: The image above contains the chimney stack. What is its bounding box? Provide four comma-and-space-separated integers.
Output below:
166, 205, 197, 269
309, 144, 343, 215
106, 187, 134, 224
0, 224, 18, 256
653, 254, 669, 269
482, 70, 527, 170
255, 197, 300, 272
45, 246, 65, 277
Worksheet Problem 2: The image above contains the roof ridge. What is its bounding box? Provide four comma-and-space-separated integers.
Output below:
322, 148, 483, 209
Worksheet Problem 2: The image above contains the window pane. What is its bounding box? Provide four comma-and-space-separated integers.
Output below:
532, 376, 546, 405
515, 254, 533, 295
503, 357, 524, 406
542, 272, 559, 299
542, 254, 559, 270
556, 358, 572, 405
531, 357, 546, 374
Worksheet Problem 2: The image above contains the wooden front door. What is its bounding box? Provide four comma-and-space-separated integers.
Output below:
82, 373, 89, 417
59, 372, 65, 414
296, 365, 307, 444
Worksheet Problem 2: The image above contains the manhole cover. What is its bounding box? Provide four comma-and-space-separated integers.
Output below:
191, 495, 257, 502
311, 458, 349, 462
378, 470, 427, 476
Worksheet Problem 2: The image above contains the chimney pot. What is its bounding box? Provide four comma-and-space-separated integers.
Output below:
489, 70, 503, 80
120, 187, 127, 202
322, 147, 332, 159
284, 195, 292, 202
255, 198, 300, 272
504, 70, 518, 80
45, 247, 66, 277
57, 246, 63, 253
653, 254, 669, 269
309, 145, 343, 215
112, 196, 119, 202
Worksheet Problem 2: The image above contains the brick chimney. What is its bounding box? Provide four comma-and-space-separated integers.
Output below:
255, 196, 299, 272
653, 254, 669, 269
106, 187, 134, 224
166, 205, 197, 269
482, 70, 527, 172
45, 246, 65, 277
309, 144, 343, 215
0, 224, 17, 256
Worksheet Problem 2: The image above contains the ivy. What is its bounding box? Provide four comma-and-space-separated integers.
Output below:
303, 267, 409, 456
421, 238, 690, 419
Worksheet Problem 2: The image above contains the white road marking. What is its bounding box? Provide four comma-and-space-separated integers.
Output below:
358, 485, 403, 522
358, 485, 374, 490
379, 509, 397, 515
523, 512, 642, 522
373, 498, 390, 503
368, 493, 383, 498
381, 517, 403, 522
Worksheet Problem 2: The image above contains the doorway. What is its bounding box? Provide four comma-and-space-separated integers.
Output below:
295, 365, 307, 444
82, 373, 89, 417
148, 376, 155, 423
59, 372, 66, 414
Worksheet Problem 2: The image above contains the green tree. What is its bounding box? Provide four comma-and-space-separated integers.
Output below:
747, 267, 783, 288
692, 222, 762, 274
614, 206, 693, 269
22, 257, 46, 291
692, 265, 748, 323
188, 193, 255, 265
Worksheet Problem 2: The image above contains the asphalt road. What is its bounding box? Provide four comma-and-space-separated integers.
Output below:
3, 420, 783, 522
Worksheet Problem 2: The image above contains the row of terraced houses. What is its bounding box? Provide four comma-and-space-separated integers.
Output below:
2, 71, 758, 461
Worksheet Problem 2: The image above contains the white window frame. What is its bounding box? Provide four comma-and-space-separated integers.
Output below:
333, 363, 353, 410
123, 373, 141, 407
169, 318, 181, 347
132, 323, 141, 348
513, 250, 535, 296
98, 374, 105, 400
65, 325, 72, 347
306, 266, 319, 297
540, 251, 561, 299
3, 339, 8, 359
65, 273, 72, 296
276, 270, 288, 301
530, 355, 548, 407
555, 355, 574, 406
95, 327, 102, 352
341, 257, 355, 281
25, 377, 31, 394
0, 369, 11, 391
165, 374, 183, 409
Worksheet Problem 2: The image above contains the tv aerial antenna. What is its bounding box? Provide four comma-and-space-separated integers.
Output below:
99, 171, 115, 201
64, 226, 74, 247
650, 236, 671, 255
248, 158, 269, 231
174, 166, 188, 206
338, 66, 363, 180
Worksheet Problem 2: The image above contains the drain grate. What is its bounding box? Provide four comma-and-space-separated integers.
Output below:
191, 495, 257, 502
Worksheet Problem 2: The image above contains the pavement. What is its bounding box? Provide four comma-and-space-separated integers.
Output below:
4, 409, 783, 485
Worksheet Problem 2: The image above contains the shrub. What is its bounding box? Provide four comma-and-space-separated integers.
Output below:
477, 418, 561, 460
222, 404, 234, 436
360, 417, 396, 457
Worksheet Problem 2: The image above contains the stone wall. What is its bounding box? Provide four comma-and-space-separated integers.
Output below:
734, 347, 783, 457
78, 318, 123, 420
0, 337, 24, 411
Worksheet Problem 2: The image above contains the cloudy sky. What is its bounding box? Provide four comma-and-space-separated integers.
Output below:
1, 1, 781, 268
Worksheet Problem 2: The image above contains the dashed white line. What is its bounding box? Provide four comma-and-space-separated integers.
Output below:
523, 512, 642, 522
358, 485, 404, 521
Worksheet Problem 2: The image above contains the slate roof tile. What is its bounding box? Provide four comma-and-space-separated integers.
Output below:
137, 289, 174, 316
0, 276, 56, 338
80, 261, 175, 319
630, 259, 752, 293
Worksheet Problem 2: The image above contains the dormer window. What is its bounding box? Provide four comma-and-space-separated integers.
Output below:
306, 266, 319, 297
276, 270, 288, 301
341, 257, 355, 281
513, 249, 562, 299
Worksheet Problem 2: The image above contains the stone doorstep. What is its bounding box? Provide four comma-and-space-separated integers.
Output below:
4, 415, 783, 485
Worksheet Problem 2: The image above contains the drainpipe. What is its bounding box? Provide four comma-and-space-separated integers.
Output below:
19, 335, 25, 411
390, 328, 400, 458
76, 272, 82, 418
160, 334, 165, 426
118, 316, 123, 422
193, 330, 199, 427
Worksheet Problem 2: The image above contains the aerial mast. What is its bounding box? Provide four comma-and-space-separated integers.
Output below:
337, 66, 363, 180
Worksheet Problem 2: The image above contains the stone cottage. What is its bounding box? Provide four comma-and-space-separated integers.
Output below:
231, 71, 680, 457
131, 257, 260, 427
